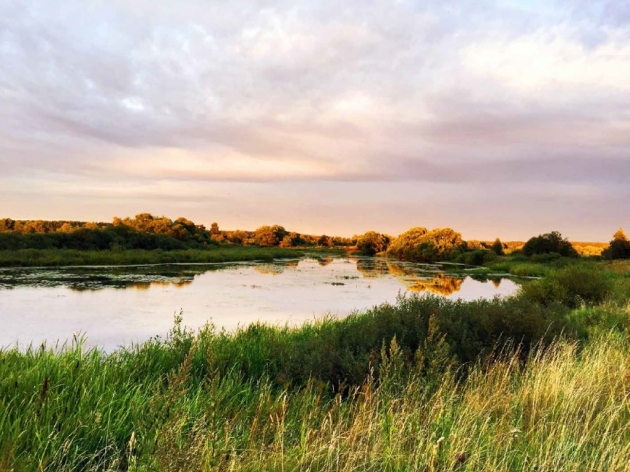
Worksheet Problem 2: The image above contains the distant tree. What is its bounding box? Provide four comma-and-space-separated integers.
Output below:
613, 228, 628, 242
466, 240, 485, 250
356, 231, 390, 256
522, 231, 578, 258
387, 227, 463, 262
210, 222, 220, 235
0, 218, 15, 232
223, 230, 247, 245
602, 228, 630, 260
491, 238, 505, 256
254, 225, 288, 246
279, 232, 305, 248
317, 235, 333, 247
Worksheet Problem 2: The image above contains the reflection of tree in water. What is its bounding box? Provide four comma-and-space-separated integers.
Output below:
355, 259, 391, 277
490, 278, 501, 289
253, 261, 298, 276
128, 280, 194, 290
355, 258, 464, 295
406, 275, 464, 296
317, 257, 334, 266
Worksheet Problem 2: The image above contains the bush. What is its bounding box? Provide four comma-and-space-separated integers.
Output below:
520, 263, 613, 308
457, 249, 496, 265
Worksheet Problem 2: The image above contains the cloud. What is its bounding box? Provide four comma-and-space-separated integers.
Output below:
1, 0, 628, 238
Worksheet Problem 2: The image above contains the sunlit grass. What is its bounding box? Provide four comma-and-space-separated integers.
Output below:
3, 327, 630, 471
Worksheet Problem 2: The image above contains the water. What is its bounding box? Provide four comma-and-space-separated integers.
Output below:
0, 257, 519, 351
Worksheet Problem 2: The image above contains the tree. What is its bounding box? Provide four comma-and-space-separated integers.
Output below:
356, 231, 390, 256
317, 235, 333, 247
522, 231, 578, 258
254, 225, 288, 246
602, 228, 630, 260
491, 238, 505, 256
386, 227, 463, 262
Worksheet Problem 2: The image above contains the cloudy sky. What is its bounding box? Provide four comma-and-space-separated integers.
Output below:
1, 0, 628, 240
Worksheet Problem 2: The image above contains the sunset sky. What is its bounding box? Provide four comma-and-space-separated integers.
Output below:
1, 0, 628, 240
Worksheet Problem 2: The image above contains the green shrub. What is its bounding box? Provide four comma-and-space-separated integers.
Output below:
520, 264, 613, 308
457, 249, 496, 265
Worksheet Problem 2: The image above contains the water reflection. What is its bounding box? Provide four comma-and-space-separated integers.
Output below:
317, 257, 334, 266
0, 258, 506, 296
406, 275, 464, 296
253, 260, 299, 276
354, 258, 467, 295
0, 256, 521, 351
125, 280, 194, 291
0, 266, 206, 291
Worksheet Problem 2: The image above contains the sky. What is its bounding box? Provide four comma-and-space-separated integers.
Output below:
1, 0, 628, 240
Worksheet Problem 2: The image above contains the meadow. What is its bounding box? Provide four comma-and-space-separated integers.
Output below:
1, 258, 629, 471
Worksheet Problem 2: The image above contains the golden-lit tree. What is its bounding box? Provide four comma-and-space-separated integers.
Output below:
387, 227, 463, 262
356, 231, 390, 256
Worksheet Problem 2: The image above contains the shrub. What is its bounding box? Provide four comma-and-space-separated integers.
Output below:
520, 263, 613, 308
457, 249, 496, 266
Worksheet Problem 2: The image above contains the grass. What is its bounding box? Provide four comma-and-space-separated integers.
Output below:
0, 247, 308, 267
1, 260, 629, 470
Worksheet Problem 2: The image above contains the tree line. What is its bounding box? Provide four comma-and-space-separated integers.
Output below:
2, 214, 627, 260
0, 214, 353, 251
354, 227, 630, 262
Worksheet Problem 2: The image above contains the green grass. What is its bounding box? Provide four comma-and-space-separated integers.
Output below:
1, 261, 629, 470
0, 247, 308, 267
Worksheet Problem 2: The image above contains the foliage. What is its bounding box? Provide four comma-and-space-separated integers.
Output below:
491, 237, 505, 255
457, 249, 496, 265
520, 263, 614, 308
355, 231, 391, 256
253, 225, 289, 246
0, 214, 357, 253
522, 231, 578, 258
387, 227, 465, 262
602, 228, 630, 260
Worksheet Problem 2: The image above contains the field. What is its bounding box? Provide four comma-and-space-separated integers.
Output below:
1, 258, 629, 470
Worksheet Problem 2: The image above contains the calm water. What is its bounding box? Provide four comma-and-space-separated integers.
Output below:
0, 257, 519, 351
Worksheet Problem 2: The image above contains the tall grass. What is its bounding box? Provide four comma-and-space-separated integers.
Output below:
3, 328, 629, 471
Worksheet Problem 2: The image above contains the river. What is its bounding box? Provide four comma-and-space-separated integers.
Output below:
0, 256, 519, 351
